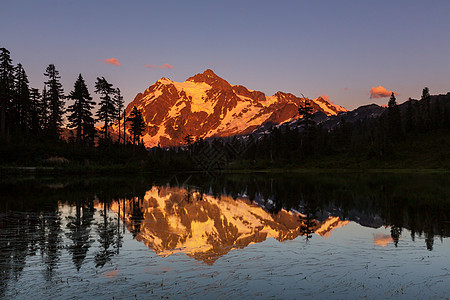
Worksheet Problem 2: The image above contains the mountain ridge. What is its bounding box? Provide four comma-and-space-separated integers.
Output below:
119, 70, 347, 147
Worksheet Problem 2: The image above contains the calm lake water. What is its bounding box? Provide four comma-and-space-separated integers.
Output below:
0, 173, 449, 299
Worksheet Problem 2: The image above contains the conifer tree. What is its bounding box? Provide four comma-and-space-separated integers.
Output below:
421, 87, 431, 130
114, 88, 124, 143
39, 87, 49, 132
44, 64, 65, 139
95, 77, 116, 141
83, 122, 97, 147
0, 48, 15, 137
127, 106, 146, 145
29, 88, 41, 134
405, 97, 414, 134
387, 92, 402, 140
298, 99, 315, 130
67, 74, 95, 144
13, 63, 30, 131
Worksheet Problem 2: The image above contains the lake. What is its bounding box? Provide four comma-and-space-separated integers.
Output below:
0, 173, 448, 299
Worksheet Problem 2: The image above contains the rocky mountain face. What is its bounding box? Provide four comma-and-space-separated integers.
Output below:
268, 92, 450, 134
250, 103, 387, 137
110, 186, 350, 264
120, 69, 347, 147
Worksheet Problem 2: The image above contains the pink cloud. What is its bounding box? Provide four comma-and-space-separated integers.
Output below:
100, 58, 121, 66
369, 85, 398, 98
344, 87, 348, 91
145, 63, 175, 70
158, 63, 174, 69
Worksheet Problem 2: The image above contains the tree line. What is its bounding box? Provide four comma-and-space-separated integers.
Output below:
1, 47, 448, 169
0, 48, 146, 148
0, 172, 446, 294
146, 88, 449, 172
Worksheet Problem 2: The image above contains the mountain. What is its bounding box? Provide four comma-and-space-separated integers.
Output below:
119, 69, 346, 147
272, 92, 450, 133
109, 186, 350, 264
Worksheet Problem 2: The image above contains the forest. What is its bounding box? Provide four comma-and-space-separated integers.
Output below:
1, 47, 449, 173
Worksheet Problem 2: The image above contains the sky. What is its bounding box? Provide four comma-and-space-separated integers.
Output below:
1, 0, 450, 110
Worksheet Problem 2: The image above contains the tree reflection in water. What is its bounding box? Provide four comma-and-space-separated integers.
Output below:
0, 173, 447, 295
65, 197, 95, 271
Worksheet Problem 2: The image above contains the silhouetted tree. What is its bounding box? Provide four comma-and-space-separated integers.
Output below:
127, 106, 146, 145
94, 201, 117, 268
405, 97, 414, 134
298, 99, 315, 130
421, 87, 431, 130
29, 88, 41, 134
387, 92, 402, 140
83, 123, 97, 147
67, 74, 95, 144
66, 198, 94, 271
95, 77, 116, 141
43, 64, 65, 139
114, 88, 124, 143
130, 195, 144, 238
390, 225, 402, 247
0, 48, 15, 138
12, 63, 30, 132
42, 211, 63, 281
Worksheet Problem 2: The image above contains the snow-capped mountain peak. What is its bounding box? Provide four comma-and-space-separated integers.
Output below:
120, 70, 347, 147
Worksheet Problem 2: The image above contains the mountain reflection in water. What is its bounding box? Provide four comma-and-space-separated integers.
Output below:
0, 173, 448, 299
109, 186, 349, 264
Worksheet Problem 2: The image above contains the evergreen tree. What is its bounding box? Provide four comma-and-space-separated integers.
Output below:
95, 77, 116, 141
387, 92, 402, 140
83, 122, 97, 147
405, 97, 414, 134
13, 63, 30, 132
421, 87, 431, 130
44, 64, 65, 139
29, 88, 41, 134
0, 48, 15, 138
67, 74, 95, 144
298, 99, 315, 130
114, 88, 124, 143
127, 106, 146, 145
39, 87, 49, 132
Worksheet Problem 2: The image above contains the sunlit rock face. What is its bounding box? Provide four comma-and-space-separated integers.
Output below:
110, 186, 349, 264
116, 69, 347, 147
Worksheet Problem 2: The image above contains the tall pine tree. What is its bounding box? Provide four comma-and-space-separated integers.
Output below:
387, 92, 402, 140
405, 97, 414, 134
13, 63, 31, 132
67, 74, 95, 144
298, 98, 315, 130
95, 77, 116, 141
114, 88, 124, 143
29, 88, 41, 134
39, 87, 49, 133
421, 87, 431, 131
127, 106, 146, 145
44, 64, 65, 139
0, 48, 15, 138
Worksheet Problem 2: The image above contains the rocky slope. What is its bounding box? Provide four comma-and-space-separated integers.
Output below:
119, 70, 347, 147
110, 186, 350, 264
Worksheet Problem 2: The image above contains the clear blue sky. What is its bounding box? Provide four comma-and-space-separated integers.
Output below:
2, 0, 450, 110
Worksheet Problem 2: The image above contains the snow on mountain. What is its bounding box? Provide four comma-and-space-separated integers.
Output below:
119, 69, 347, 147
109, 185, 349, 264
